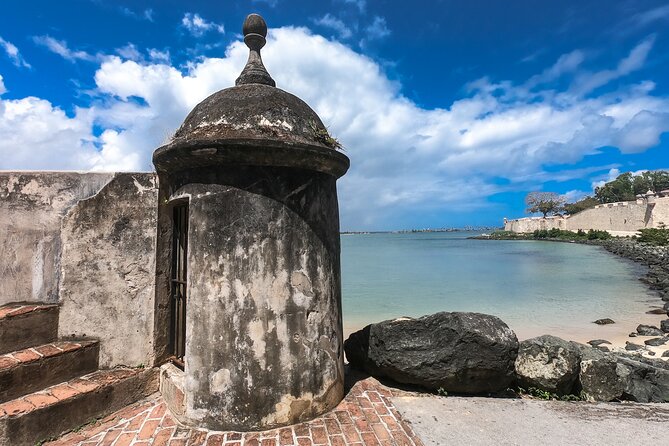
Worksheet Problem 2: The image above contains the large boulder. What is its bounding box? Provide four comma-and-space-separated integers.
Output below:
616, 355, 669, 403
344, 312, 519, 394
514, 335, 581, 395
574, 343, 625, 402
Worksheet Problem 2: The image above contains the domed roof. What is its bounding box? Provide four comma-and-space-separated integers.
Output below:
171, 84, 336, 150
153, 13, 348, 178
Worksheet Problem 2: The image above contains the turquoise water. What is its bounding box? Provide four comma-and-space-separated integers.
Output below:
341, 231, 659, 341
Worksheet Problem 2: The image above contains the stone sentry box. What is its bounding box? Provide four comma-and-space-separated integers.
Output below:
153, 14, 350, 431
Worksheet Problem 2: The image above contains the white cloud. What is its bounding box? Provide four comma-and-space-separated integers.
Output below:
314, 14, 353, 39
364, 16, 390, 40
120, 7, 154, 22
0, 74, 6, 95
115, 44, 143, 62
2, 27, 668, 229
33, 36, 100, 62
181, 13, 225, 37
148, 48, 170, 64
0, 36, 31, 68
630, 5, 669, 28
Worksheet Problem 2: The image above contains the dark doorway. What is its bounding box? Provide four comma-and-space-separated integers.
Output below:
170, 203, 188, 368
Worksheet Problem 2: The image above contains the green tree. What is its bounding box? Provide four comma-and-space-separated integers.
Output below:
563, 196, 599, 215
594, 172, 635, 203
632, 171, 669, 195
525, 192, 565, 218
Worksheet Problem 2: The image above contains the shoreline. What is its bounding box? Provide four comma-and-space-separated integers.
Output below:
343, 235, 669, 359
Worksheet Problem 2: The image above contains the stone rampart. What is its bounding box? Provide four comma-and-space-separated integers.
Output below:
504, 193, 669, 234
0, 171, 159, 367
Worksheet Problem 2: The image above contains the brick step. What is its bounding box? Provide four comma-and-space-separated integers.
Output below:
0, 340, 99, 403
0, 303, 59, 355
0, 367, 158, 446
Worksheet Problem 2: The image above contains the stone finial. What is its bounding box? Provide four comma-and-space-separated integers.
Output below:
235, 14, 276, 87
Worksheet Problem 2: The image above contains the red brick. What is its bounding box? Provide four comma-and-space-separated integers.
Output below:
371, 424, 391, 441
261, 439, 276, 446
34, 344, 63, 357
99, 428, 122, 446
329, 436, 346, 446
153, 427, 175, 446
188, 430, 208, 445
366, 392, 382, 403
163, 414, 177, 427
361, 432, 380, 446
310, 426, 327, 445
0, 306, 17, 318
294, 423, 310, 437
7, 305, 36, 317
380, 415, 400, 431
68, 378, 100, 393
335, 410, 353, 425
126, 411, 149, 431
23, 392, 59, 408
226, 432, 242, 441
169, 440, 188, 446
12, 348, 41, 362
149, 402, 167, 419
113, 432, 136, 446
279, 427, 294, 445
372, 403, 389, 416
0, 355, 19, 368
137, 419, 160, 440
325, 418, 341, 435
362, 409, 380, 424
1, 398, 35, 416
341, 424, 361, 443
226, 443, 242, 446
354, 417, 372, 433
296, 438, 312, 446
206, 433, 224, 446
54, 341, 81, 353
48, 384, 79, 401
115, 402, 151, 420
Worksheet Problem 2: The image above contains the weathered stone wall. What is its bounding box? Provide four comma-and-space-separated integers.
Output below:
0, 172, 115, 305
58, 173, 159, 368
504, 216, 564, 233
163, 166, 344, 431
504, 196, 668, 234
0, 172, 159, 368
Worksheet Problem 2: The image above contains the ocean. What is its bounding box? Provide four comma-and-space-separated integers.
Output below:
340, 231, 661, 343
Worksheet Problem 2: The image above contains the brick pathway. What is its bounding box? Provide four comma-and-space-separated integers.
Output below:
46, 375, 425, 446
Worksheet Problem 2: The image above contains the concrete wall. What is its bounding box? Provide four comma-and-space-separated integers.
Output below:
58, 173, 158, 368
161, 166, 344, 431
0, 172, 115, 305
504, 195, 668, 234
0, 172, 159, 368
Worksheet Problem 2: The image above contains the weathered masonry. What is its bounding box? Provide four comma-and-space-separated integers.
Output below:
0, 13, 349, 443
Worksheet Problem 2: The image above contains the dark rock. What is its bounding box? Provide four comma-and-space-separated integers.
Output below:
578, 348, 624, 402
629, 332, 638, 337
662, 351, 669, 358
661, 320, 669, 333
344, 312, 518, 394
587, 339, 611, 347
625, 342, 645, 351
637, 325, 664, 336
515, 335, 581, 395
644, 337, 668, 347
649, 351, 656, 356
646, 308, 667, 315
593, 318, 615, 325
616, 356, 669, 402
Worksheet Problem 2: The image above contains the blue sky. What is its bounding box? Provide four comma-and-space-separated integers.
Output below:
1, 0, 668, 231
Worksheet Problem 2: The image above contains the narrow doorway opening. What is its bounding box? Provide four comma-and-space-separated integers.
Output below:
170, 202, 188, 369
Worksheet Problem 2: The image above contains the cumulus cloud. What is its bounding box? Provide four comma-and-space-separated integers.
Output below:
0, 74, 6, 95
181, 13, 225, 37
1, 27, 668, 229
33, 36, 100, 62
314, 14, 353, 39
0, 36, 31, 68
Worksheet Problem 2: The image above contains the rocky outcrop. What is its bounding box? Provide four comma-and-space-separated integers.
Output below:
515, 335, 581, 395
344, 312, 519, 394
637, 325, 664, 336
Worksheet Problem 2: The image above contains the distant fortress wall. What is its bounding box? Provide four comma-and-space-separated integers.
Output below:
504, 192, 669, 235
